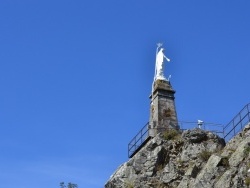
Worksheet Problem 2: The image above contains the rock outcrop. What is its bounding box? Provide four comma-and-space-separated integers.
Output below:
105, 123, 250, 188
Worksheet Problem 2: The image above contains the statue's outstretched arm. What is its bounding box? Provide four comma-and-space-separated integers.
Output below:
164, 55, 170, 62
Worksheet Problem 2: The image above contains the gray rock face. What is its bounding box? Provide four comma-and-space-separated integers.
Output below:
182, 128, 208, 143
105, 124, 250, 188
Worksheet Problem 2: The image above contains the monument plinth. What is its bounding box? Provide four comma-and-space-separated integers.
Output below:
149, 79, 179, 137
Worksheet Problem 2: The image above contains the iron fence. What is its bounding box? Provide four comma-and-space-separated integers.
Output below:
178, 121, 224, 138
128, 122, 151, 158
128, 103, 250, 158
223, 103, 250, 141
128, 121, 223, 158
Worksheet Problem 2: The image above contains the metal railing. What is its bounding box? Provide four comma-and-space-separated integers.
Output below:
128, 121, 223, 158
223, 103, 250, 141
128, 122, 151, 158
178, 121, 224, 138
128, 103, 250, 158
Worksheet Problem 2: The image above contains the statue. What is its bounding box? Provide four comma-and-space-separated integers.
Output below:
154, 43, 170, 81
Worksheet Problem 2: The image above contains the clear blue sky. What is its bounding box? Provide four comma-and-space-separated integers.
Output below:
1, 1, 250, 187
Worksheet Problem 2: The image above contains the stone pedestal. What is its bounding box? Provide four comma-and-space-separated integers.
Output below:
149, 79, 179, 136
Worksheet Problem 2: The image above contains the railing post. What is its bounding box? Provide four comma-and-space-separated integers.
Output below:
233, 119, 235, 137
240, 113, 243, 130
128, 122, 150, 158
141, 128, 143, 143
247, 104, 250, 122
223, 103, 250, 142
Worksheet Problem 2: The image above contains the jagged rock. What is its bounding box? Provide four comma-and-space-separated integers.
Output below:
192, 154, 222, 188
161, 161, 179, 183
222, 123, 250, 157
182, 128, 208, 143
105, 128, 226, 188
185, 164, 199, 178
229, 137, 250, 167
214, 168, 237, 188
105, 124, 250, 188
180, 129, 225, 163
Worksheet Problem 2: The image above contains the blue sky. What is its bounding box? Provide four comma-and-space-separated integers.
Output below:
1, 1, 250, 188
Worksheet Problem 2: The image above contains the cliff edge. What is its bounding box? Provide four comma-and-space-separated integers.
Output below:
105, 123, 250, 188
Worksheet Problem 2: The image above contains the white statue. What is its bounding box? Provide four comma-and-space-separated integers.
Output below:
154, 43, 170, 81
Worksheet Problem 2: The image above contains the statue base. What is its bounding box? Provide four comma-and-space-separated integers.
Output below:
149, 79, 179, 137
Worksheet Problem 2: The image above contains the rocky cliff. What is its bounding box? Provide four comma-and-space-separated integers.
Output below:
105, 123, 250, 188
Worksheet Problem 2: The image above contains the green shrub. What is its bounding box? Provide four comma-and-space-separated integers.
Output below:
247, 162, 250, 169
245, 177, 250, 186
124, 180, 134, 188
228, 148, 236, 153
155, 164, 164, 172
220, 157, 230, 167
199, 150, 212, 161
244, 146, 250, 157
163, 129, 180, 140
156, 182, 166, 188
